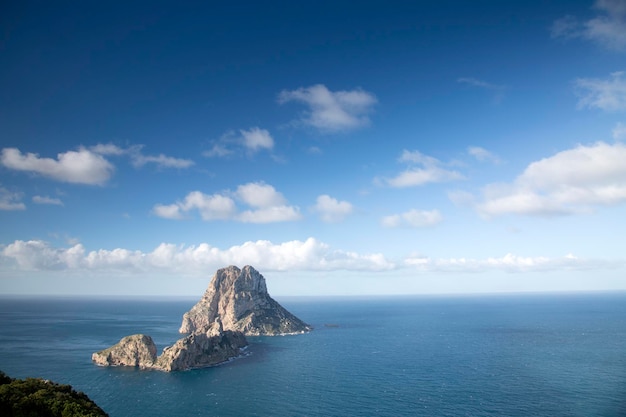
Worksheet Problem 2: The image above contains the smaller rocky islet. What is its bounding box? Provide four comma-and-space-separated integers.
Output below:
92, 265, 311, 372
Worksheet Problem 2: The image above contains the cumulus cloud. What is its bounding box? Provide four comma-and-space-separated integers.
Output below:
468, 146, 502, 164
0, 144, 192, 186
575, 71, 626, 111
236, 182, 285, 207
278, 84, 377, 133
551, 0, 626, 51
313, 195, 354, 222
152, 203, 184, 220
379, 150, 464, 187
32, 195, 63, 206
2, 239, 616, 276
203, 127, 275, 158
233, 182, 300, 223
1, 147, 114, 185
404, 253, 618, 273
237, 206, 301, 223
0, 238, 394, 273
152, 182, 301, 223
472, 141, 626, 216
240, 127, 274, 152
154, 191, 237, 221
0, 187, 25, 211
382, 209, 443, 228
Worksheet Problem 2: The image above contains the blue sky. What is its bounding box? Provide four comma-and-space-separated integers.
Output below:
1, 0, 626, 296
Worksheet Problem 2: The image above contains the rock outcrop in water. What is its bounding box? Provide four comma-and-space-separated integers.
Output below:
92, 334, 158, 369
156, 320, 247, 371
92, 321, 247, 372
179, 265, 312, 336
93, 265, 309, 371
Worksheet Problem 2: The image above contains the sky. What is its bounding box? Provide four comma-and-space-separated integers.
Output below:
1, 0, 625, 297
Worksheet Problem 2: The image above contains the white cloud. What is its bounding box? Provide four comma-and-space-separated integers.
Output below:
236, 182, 286, 207
32, 195, 63, 206
0, 187, 25, 211
202, 143, 233, 158
153, 182, 300, 223
382, 209, 443, 228
473, 141, 626, 216
380, 150, 464, 187
132, 154, 194, 169
181, 191, 237, 221
467, 146, 502, 164
233, 182, 301, 223
237, 206, 301, 223
613, 122, 626, 140
586, 0, 626, 50
240, 127, 274, 152
278, 84, 377, 133
90, 143, 129, 156
551, 0, 626, 51
0, 238, 394, 273
203, 127, 275, 158
404, 253, 617, 273
91, 143, 194, 169
152, 203, 184, 220
313, 195, 354, 222
576, 71, 626, 111
1, 147, 114, 185
2, 239, 617, 277
153, 192, 237, 221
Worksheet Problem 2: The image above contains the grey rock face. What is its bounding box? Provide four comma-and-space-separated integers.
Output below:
91, 334, 157, 369
156, 320, 248, 371
92, 323, 247, 372
179, 265, 312, 336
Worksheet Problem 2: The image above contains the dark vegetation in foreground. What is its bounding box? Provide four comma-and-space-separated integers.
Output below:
0, 371, 108, 417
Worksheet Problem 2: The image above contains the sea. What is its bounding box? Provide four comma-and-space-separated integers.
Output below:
0, 293, 625, 417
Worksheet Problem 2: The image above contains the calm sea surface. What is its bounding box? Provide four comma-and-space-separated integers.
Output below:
0, 293, 625, 416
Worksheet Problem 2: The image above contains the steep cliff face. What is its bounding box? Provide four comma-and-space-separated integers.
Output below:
92, 322, 247, 372
179, 265, 311, 336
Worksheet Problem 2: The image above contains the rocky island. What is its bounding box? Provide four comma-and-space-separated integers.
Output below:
92, 265, 310, 372
180, 265, 312, 336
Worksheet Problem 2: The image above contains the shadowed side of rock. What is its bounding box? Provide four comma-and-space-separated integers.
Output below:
156, 321, 247, 371
179, 265, 312, 336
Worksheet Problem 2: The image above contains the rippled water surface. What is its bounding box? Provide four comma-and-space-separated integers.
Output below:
1, 293, 625, 416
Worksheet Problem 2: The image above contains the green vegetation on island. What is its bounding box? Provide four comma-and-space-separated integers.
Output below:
0, 371, 108, 417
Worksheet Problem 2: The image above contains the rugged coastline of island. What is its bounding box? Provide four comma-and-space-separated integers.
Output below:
92, 265, 310, 372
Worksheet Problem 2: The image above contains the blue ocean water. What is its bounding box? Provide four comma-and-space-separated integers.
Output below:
0, 293, 625, 416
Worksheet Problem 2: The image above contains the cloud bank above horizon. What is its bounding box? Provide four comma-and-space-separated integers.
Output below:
1, 238, 618, 277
